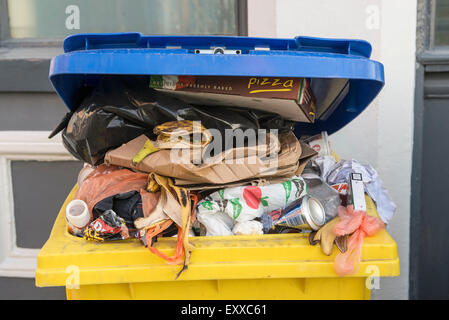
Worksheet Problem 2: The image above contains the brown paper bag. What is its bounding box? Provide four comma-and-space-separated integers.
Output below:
104, 131, 316, 186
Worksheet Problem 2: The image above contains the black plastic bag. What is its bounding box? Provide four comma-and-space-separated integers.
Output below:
56, 76, 295, 165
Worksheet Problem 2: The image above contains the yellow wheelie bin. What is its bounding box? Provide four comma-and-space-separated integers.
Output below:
35, 33, 399, 300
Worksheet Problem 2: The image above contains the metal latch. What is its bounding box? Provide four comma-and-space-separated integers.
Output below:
194, 47, 241, 54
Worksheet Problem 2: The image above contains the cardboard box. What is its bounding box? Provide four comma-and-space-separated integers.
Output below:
149, 75, 316, 123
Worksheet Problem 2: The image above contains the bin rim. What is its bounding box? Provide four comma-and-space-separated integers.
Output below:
36, 185, 400, 288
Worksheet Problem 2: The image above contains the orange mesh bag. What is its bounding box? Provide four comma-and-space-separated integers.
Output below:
145, 220, 185, 265
333, 205, 385, 275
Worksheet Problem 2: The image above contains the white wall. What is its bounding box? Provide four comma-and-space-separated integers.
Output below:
248, 0, 416, 299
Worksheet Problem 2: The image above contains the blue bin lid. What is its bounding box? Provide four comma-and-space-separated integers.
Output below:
49, 32, 384, 136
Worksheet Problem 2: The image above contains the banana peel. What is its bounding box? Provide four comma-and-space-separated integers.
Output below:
146, 173, 195, 279
132, 120, 212, 166
154, 120, 212, 149
309, 217, 348, 256
132, 139, 159, 166
168, 178, 196, 279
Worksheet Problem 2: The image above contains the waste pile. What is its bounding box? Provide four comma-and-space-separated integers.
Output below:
53, 76, 396, 277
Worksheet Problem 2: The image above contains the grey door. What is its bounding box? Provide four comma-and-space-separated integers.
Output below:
411, 0, 449, 300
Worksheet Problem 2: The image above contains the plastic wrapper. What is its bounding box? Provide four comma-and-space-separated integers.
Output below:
196, 211, 263, 236
333, 205, 385, 275
322, 159, 396, 224
331, 183, 349, 206
311, 155, 337, 181
83, 210, 132, 241
261, 206, 296, 233
232, 220, 263, 235
196, 176, 307, 223
304, 131, 332, 157
57, 76, 295, 165
196, 210, 235, 237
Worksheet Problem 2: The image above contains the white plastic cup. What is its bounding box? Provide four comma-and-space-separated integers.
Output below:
66, 199, 91, 235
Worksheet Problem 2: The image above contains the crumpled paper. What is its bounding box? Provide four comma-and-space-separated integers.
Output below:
314, 157, 396, 224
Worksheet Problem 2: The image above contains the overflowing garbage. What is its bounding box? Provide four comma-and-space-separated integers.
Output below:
54, 75, 394, 277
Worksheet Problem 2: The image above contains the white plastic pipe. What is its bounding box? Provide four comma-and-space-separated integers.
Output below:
66, 199, 91, 234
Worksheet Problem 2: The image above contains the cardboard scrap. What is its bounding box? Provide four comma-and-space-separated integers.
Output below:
104, 131, 317, 188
